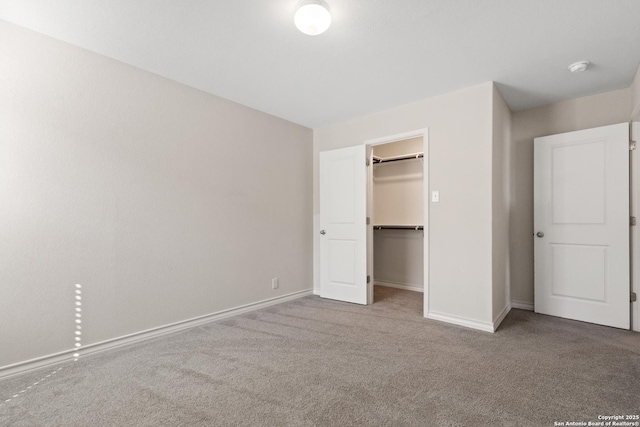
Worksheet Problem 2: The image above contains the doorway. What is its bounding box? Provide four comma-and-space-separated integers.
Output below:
318, 128, 429, 317
366, 129, 429, 316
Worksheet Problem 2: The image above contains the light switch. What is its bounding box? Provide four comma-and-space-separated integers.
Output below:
431, 190, 439, 202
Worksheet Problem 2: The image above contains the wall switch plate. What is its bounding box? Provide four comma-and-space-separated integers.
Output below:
431, 190, 440, 202
272, 278, 279, 289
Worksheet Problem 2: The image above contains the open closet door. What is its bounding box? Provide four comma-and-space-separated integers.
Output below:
319, 145, 367, 305
534, 123, 630, 329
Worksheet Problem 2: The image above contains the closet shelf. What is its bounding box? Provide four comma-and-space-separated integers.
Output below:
372, 152, 423, 164
373, 225, 424, 230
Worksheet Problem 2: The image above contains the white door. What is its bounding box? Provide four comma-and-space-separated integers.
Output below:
320, 145, 367, 304
534, 123, 630, 329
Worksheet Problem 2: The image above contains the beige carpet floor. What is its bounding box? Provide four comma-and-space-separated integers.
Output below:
0, 286, 639, 426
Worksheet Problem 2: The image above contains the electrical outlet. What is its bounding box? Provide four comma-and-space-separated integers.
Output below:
272, 278, 279, 289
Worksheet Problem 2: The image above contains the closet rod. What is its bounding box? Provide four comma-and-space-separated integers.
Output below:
372, 153, 424, 164
373, 225, 423, 230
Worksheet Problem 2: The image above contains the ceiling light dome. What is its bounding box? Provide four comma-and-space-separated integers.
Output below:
294, 0, 331, 36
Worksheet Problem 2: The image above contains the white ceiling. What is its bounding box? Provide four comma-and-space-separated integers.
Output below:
1, 1, 640, 128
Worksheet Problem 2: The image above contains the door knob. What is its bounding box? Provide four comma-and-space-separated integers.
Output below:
320, 230, 326, 235
536, 231, 544, 238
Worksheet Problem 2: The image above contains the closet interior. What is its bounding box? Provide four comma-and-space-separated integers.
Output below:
372, 137, 425, 301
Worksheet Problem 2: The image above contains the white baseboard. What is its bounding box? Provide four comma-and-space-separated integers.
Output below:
427, 311, 495, 333
0, 289, 313, 380
313, 288, 321, 296
0, 350, 76, 382
511, 300, 534, 311
492, 303, 511, 331
374, 281, 424, 293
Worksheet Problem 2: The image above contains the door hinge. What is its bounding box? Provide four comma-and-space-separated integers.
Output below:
366, 159, 370, 166
632, 292, 637, 303
366, 217, 370, 225
367, 275, 371, 284
631, 216, 637, 226
630, 140, 636, 151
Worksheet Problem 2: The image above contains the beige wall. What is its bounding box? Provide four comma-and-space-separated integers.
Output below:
374, 229, 424, 289
0, 21, 313, 370
314, 82, 495, 326
510, 88, 631, 306
632, 64, 640, 121
491, 85, 512, 321
372, 159, 423, 226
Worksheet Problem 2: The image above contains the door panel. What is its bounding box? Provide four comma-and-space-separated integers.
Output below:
534, 123, 629, 329
551, 141, 606, 224
328, 240, 357, 284
550, 244, 606, 301
320, 145, 367, 304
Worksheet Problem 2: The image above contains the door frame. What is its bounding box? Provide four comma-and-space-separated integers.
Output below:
364, 128, 430, 317
632, 121, 639, 332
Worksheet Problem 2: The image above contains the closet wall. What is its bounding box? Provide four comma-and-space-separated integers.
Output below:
373, 138, 424, 291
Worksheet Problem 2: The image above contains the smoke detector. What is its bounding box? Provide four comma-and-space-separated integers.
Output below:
568, 61, 590, 73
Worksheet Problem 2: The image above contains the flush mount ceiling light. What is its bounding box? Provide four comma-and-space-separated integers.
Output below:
568, 61, 590, 73
294, 0, 331, 36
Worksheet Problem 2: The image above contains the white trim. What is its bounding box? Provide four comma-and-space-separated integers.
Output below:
364, 128, 430, 319
632, 121, 639, 332
375, 281, 423, 293
366, 145, 374, 305
511, 300, 534, 311
313, 288, 321, 296
364, 129, 428, 147
428, 311, 495, 333
0, 289, 313, 380
492, 303, 511, 331
422, 130, 429, 319
0, 350, 74, 382
313, 213, 320, 293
